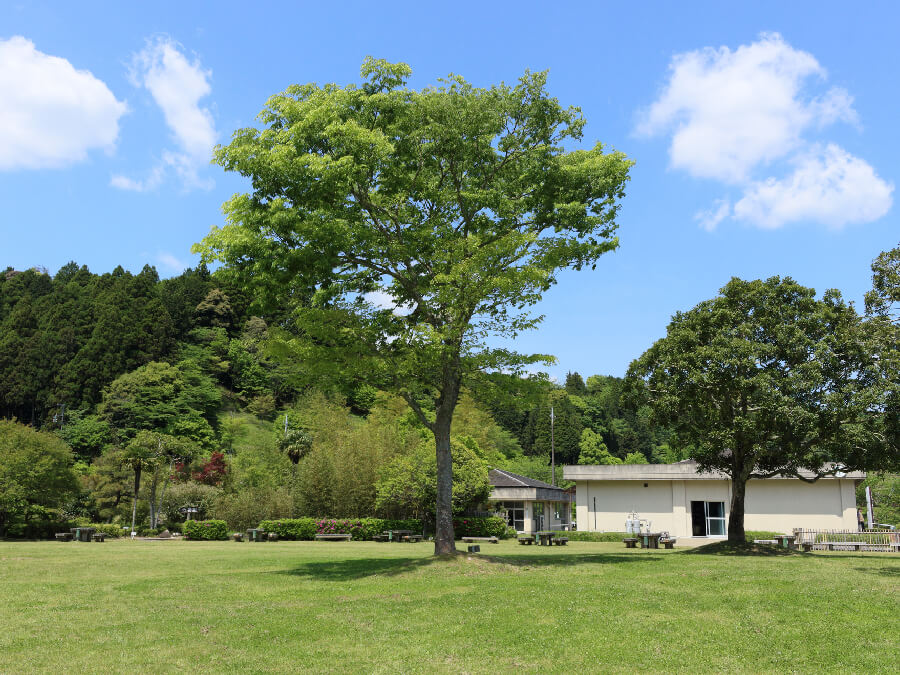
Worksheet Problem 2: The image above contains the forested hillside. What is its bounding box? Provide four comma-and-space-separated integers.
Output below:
0, 262, 678, 537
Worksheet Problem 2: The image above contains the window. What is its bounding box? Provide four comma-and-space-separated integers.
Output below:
500, 501, 524, 532
691, 501, 726, 537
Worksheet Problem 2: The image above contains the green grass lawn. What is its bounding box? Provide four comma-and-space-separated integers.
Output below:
0, 540, 897, 674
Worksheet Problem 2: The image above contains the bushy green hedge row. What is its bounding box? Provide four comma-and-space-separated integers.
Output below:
565, 531, 628, 542
89, 523, 124, 538
453, 516, 509, 538
183, 520, 229, 540
259, 518, 422, 541
744, 531, 785, 542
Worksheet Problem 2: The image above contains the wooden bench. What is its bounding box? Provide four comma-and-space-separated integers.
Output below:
55, 532, 73, 542
660, 538, 676, 549
623, 538, 638, 548
518, 535, 535, 545
552, 537, 569, 546
315, 533, 352, 542
462, 536, 498, 544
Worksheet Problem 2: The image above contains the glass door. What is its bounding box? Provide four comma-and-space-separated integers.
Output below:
706, 502, 726, 536
533, 502, 545, 531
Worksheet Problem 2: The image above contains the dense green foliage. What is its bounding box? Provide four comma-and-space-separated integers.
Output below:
0, 420, 77, 537
259, 517, 424, 541
182, 519, 229, 540
857, 473, 900, 527
629, 276, 898, 543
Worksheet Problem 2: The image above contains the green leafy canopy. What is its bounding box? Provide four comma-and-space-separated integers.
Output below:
193, 57, 633, 407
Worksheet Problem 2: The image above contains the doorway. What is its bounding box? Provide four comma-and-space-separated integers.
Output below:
690, 501, 726, 536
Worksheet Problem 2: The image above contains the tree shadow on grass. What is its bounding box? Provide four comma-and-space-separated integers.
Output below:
682, 541, 803, 556
853, 565, 900, 577
275, 551, 661, 581
275, 556, 443, 581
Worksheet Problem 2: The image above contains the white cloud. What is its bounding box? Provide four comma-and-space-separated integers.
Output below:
363, 290, 413, 315
637, 33, 854, 183
0, 36, 127, 170
113, 36, 216, 191
638, 33, 891, 229
694, 199, 731, 232
156, 251, 189, 274
110, 165, 164, 192
733, 144, 894, 229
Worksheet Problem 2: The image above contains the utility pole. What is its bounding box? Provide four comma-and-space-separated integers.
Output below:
550, 406, 556, 487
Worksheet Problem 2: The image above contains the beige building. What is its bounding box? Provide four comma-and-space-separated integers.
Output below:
488, 469, 573, 533
564, 461, 864, 538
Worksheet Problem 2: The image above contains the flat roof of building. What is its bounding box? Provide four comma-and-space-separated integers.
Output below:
562, 460, 865, 481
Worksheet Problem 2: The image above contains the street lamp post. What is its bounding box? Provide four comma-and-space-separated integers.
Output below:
550, 406, 556, 487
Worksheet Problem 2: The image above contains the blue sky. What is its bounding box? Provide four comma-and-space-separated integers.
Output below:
1, 2, 897, 380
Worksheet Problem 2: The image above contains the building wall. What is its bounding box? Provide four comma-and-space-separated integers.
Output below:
576, 478, 859, 536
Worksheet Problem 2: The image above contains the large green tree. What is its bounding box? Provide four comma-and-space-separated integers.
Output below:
0, 420, 77, 537
194, 58, 632, 553
628, 277, 898, 544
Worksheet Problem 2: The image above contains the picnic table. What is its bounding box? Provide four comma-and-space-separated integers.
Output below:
245, 528, 267, 542
387, 529, 412, 542
72, 527, 96, 542
640, 533, 662, 549
773, 534, 796, 549
536, 531, 555, 546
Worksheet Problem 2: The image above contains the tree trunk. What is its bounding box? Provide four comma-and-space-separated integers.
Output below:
155, 460, 174, 528
130, 463, 142, 535
728, 474, 747, 545
433, 409, 456, 555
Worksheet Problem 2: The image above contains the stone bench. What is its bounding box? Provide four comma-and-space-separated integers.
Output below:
315, 533, 352, 542
660, 538, 676, 549
518, 535, 535, 545
401, 535, 423, 543
91, 533, 105, 542
623, 538, 638, 548
462, 536, 498, 544
55, 532, 73, 542
825, 542, 865, 551
552, 537, 569, 546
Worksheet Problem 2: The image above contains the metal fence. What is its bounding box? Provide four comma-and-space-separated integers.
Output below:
793, 528, 900, 552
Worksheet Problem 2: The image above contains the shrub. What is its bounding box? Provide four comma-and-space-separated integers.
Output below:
565, 531, 628, 542
744, 531, 784, 542
259, 518, 317, 540
209, 486, 293, 531
89, 523, 124, 538
452, 516, 508, 538
182, 519, 229, 540
260, 517, 423, 540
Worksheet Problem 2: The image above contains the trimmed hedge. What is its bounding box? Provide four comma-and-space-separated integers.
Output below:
182, 520, 229, 541
565, 531, 628, 542
453, 516, 509, 539
259, 518, 317, 541
259, 518, 421, 541
745, 531, 784, 542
